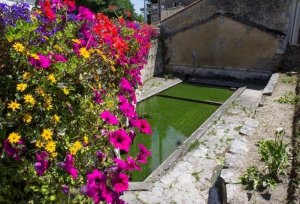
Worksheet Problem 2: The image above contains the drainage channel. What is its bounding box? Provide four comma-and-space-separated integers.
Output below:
129, 82, 236, 182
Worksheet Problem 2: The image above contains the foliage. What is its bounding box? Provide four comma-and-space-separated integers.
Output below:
240, 128, 290, 191
75, 0, 138, 21
274, 91, 299, 105
0, 1, 156, 203
281, 74, 297, 85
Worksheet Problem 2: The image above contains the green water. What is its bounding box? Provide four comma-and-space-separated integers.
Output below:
130, 83, 234, 181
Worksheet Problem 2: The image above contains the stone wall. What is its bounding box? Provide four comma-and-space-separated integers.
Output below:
141, 39, 163, 83
158, 0, 294, 80
164, 16, 279, 71
283, 45, 300, 71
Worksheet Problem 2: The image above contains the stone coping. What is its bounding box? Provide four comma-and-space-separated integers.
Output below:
128, 81, 246, 191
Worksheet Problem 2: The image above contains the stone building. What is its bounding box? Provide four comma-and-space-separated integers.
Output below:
155, 0, 300, 81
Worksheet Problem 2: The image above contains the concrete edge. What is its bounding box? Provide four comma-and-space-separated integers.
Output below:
263, 73, 279, 95
128, 85, 246, 191
137, 79, 182, 102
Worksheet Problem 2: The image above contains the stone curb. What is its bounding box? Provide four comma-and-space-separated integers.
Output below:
263, 73, 279, 96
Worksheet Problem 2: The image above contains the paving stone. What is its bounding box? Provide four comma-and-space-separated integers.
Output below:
220, 169, 241, 183
240, 119, 259, 136
226, 184, 248, 204
228, 139, 248, 155
223, 153, 245, 168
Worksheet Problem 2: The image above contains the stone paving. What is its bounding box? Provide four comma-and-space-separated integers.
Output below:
123, 78, 264, 203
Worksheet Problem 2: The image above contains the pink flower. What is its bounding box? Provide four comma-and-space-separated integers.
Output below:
119, 103, 137, 119
29, 54, 51, 69
100, 110, 119, 125
63, 0, 76, 12
82, 169, 114, 203
112, 173, 129, 193
109, 129, 132, 152
114, 156, 141, 171
58, 154, 78, 179
61, 184, 69, 194
77, 6, 94, 21
53, 54, 67, 63
120, 77, 133, 92
34, 151, 50, 176
132, 119, 152, 135
137, 144, 151, 164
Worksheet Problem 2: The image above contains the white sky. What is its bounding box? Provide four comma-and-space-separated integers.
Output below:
131, 0, 145, 14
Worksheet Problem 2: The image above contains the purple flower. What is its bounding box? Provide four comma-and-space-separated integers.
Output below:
3, 139, 26, 161
58, 154, 78, 179
96, 150, 105, 162
61, 184, 69, 194
120, 77, 133, 92
34, 151, 50, 176
93, 90, 103, 104
100, 110, 119, 125
112, 173, 129, 193
109, 129, 132, 152
137, 144, 151, 164
29, 54, 51, 69
76, 6, 94, 21
132, 119, 152, 135
114, 156, 141, 171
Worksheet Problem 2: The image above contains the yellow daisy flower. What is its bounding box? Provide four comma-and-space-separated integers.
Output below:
52, 114, 60, 124
36, 140, 44, 148
53, 44, 63, 52
13, 42, 25, 52
79, 47, 90, 59
23, 113, 32, 124
30, 53, 40, 60
83, 135, 89, 144
45, 141, 56, 153
7, 100, 21, 111
62, 87, 69, 95
72, 39, 81, 44
16, 83, 27, 92
35, 87, 46, 96
8, 132, 21, 144
41, 129, 53, 141
23, 94, 36, 106
22, 72, 31, 80
50, 152, 58, 158
47, 74, 56, 84
69, 141, 82, 155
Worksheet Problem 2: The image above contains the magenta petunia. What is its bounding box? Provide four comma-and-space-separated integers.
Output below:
133, 119, 152, 135
100, 110, 119, 125
136, 144, 152, 164
114, 156, 141, 171
58, 153, 78, 179
112, 173, 129, 193
29, 54, 51, 69
119, 77, 133, 92
119, 102, 137, 119
76, 6, 94, 21
53, 54, 67, 63
82, 169, 114, 203
34, 151, 50, 176
109, 129, 132, 152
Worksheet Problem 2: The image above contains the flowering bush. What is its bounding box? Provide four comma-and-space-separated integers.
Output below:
0, 1, 155, 203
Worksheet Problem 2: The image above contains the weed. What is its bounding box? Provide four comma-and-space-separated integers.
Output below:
208, 129, 217, 136
188, 140, 203, 152
216, 155, 225, 165
281, 75, 297, 84
240, 128, 289, 190
274, 91, 299, 105
234, 125, 243, 132
192, 171, 202, 182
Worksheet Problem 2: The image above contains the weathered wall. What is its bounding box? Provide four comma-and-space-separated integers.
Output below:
141, 39, 163, 83
160, 0, 291, 37
164, 16, 279, 71
283, 45, 300, 71
161, 6, 185, 21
